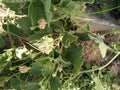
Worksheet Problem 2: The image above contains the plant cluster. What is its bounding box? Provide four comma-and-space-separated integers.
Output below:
0, 0, 120, 90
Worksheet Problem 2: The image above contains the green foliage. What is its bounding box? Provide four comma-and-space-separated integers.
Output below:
92, 75, 104, 90
50, 76, 61, 90
30, 56, 55, 77
0, 76, 10, 87
23, 83, 40, 90
28, 0, 45, 27
62, 33, 78, 48
28, 27, 53, 41
3, 24, 24, 36
15, 17, 32, 34
10, 77, 22, 90
41, 0, 53, 27
63, 45, 83, 74
2, 0, 31, 3
89, 35, 109, 58
0, 36, 5, 48
0, 0, 120, 89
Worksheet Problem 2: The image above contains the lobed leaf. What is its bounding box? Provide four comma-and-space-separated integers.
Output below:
63, 45, 83, 74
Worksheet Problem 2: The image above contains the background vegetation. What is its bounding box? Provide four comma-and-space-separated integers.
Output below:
0, 0, 120, 90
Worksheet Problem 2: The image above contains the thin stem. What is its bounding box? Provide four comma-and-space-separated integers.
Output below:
88, 5, 120, 15
63, 52, 120, 84
6, 8, 14, 48
51, 15, 66, 22
7, 22, 14, 48
100, 52, 120, 70
81, 52, 120, 74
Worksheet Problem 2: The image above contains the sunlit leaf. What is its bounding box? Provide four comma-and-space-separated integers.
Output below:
99, 43, 108, 58
89, 35, 109, 58
93, 76, 104, 90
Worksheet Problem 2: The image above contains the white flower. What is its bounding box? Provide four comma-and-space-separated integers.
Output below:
37, 36, 54, 54
15, 46, 29, 59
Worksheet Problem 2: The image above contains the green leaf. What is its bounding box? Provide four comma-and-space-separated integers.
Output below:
113, 42, 120, 51
78, 33, 90, 40
28, 0, 45, 27
10, 77, 22, 90
62, 33, 78, 48
41, 0, 53, 27
0, 56, 9, 73
2, 2, 19, 13
59, 1, 83, 19
51, 21, 63, 33
50, 77, 61, 90
57, 56, 71, 67
30, 56, 55, 77
15, 17, 33, 34
2, 1, 29, 15
42, 62, 54, 77
3, 24, 23, 36
40, 58, 55, 77
23, 83, 40, 90
28, 27, 52, 42
59, 0, 71, 7
89, 35, 109, 58
99, 43, 108, 58
29, 61, 42, 76
2, 0, 31, 3
63, 45, 83, 74
0, 36, 5, 48
93, 76, 104, 90
76, 23, 90, 33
